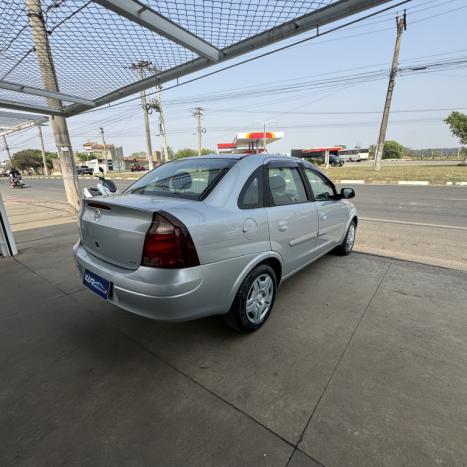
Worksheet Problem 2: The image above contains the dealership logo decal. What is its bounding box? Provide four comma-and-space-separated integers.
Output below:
84, 273, 107, 294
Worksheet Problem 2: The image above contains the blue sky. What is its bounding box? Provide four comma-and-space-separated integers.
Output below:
3, 0, 467, 159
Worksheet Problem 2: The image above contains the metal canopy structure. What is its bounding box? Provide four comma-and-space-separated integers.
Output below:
0, 0, 391, 118
0, 111, 48, 137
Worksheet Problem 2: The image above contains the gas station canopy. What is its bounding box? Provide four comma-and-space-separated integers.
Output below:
0, 0, 391, 118
218, 131, 285, 154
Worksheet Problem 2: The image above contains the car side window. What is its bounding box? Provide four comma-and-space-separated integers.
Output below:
304, 168, 335, 201
238, 170, 263, 209
268, 167, 308, 206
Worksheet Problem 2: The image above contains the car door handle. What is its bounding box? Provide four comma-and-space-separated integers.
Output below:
320, 213, 328, 221
277, 220, 288, 232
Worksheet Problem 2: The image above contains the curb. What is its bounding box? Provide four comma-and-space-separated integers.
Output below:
398, 181, 429, 186
335, 180, 467, 186
340, 179, 365, 184
21, 175, 138, 181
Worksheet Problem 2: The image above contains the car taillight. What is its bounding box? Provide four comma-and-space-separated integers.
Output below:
142, 212, 200, 269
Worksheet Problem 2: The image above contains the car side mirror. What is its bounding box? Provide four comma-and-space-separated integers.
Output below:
340, 187, 355, 199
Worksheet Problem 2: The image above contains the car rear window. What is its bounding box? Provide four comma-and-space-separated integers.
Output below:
125, 158, 236, 200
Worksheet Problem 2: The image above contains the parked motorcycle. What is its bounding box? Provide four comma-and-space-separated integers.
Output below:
83, 167, 117, 198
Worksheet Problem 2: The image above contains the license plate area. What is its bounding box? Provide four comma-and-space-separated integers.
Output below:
83, 269, 111, 300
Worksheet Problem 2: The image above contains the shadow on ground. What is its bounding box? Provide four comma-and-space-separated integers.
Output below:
1, 224, 466, 467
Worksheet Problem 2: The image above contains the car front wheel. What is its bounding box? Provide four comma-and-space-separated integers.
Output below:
225, 264, 277, 332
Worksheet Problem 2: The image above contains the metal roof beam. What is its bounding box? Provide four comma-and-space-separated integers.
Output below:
67, 0, 391, 117
0, 110, 48, 124
0, 99, 64, 116
0, 120, 42, 137
0, 80, 96, 107
92, 0, 221, 61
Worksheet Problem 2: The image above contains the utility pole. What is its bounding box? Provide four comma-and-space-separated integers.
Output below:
156, 84, 170, 162
144, 68, 170, 163
192, 107, 204, 156
25, 0, 81, 209
129, 61, 154, 170
373, 13, 406, 171
99, 126, 108, 171
2, 135, 12, 166
36, 124, 49, 176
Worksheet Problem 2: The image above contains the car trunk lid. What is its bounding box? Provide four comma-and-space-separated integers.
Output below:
80, 194, 197, 270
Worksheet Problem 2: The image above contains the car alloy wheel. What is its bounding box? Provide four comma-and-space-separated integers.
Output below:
225, 264, 277, 332
245, 273, 274, 325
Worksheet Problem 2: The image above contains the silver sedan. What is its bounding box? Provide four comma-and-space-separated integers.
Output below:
74, 154, 358, 332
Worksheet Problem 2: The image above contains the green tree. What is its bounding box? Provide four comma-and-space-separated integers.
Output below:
383, 140, 405, 159
75, 151, 95, 162
334, 144, 347, 149
174, 148, 197, 159
173, 148, 216, 159
131, 151, 146, 158
12, 149, 57, 173
445, 111, 467, 164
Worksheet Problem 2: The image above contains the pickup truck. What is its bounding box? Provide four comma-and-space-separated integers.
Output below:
76, 165, 94, 176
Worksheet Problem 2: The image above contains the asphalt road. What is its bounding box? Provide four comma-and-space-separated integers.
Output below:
1, 177, 466, 269
340, 183, 467, 229
1, 177, 466, 229
345, 159, 461, 167
0, 177, 132, 203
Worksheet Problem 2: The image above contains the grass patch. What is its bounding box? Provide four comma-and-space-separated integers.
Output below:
104, 172, 142, 179
322, 165, 467, 184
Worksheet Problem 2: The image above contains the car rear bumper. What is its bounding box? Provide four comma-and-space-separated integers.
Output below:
73, 240, 257, 322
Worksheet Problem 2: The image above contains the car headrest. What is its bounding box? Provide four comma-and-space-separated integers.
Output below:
269, 174, 286, 192
170, 171, 192, 190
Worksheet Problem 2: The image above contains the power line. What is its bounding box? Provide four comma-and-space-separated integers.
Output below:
79, 0, 414, 115
208, 106, 467, 116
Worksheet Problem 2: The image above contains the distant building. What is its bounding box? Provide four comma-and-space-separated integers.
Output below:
123, 151, 161, 171
82, 141, 124, 171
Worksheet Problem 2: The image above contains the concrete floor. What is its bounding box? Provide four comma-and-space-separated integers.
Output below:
1, 223, 466, 466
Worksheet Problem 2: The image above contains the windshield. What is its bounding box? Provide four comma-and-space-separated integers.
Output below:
125, 158, 237, 200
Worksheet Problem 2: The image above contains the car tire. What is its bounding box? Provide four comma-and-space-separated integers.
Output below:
334, 220, 356, 256
225, 264, 277, 333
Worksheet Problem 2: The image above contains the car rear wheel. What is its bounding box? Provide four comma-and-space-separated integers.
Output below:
225, 264, 277, 332
334, 220, 356, 256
